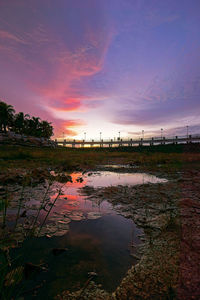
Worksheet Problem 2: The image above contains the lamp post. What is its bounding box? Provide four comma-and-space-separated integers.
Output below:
118, 131, 120, 140
84, 132, 86, 141
142, 130, 144, 139
100, 132, 102, 141
161, 128, 163, 139
186, 126, 189, 139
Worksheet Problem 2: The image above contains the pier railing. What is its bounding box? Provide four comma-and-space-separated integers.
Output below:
54, 134, 200, 147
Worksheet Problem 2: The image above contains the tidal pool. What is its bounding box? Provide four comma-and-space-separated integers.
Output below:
9, 170, 167, 299
46, 171, 167, 220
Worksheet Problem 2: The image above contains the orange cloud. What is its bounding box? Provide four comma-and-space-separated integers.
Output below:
50, 98, 82, 112
0, 1, 114, 137
54, 119, 86, 138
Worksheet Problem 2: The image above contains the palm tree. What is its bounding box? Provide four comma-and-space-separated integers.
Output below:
39, 120, 53, 138
0, 100, 54, 139
0, 101, 15, 132
14, 112, 30, 134
26, 117, 41, 137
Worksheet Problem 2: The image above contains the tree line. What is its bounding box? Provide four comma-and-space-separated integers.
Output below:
0, 100, 53, 139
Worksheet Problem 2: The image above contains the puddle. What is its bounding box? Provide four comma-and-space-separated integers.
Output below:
31, 171, 167, 235
6, 170, 167, 298
99, 164, 136, 169
11, 215, 141, 298
81, 171, 167, 187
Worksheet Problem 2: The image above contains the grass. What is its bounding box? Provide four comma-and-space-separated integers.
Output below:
0, 143, 200, 173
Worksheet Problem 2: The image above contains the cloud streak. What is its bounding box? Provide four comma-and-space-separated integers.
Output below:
1, 0, 200, 138
0, 0, 113, 137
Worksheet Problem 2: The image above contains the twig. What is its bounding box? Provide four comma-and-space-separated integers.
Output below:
37, 183, 65, 236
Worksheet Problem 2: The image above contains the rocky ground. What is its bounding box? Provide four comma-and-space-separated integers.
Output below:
0, 132, 56, 147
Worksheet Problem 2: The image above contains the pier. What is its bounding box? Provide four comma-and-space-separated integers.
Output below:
55, 134, 200, 148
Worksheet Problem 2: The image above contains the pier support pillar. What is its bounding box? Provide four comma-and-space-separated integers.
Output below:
163, 137, 166, 145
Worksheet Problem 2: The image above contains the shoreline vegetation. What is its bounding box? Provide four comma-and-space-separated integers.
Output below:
0, 143, 200, 299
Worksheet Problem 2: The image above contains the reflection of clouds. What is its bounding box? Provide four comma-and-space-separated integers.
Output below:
51, 171, 166, 225
86, 171, 166, 187
67, 172, 87, 188
59, 195, 77, 201
68, 232, 102, 251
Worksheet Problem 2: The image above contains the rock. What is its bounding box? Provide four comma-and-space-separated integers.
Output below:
88, 271, 98, 277
55, 174, 72, 183
52, 248, 68, 256
87, 212, 102, 220
76, 177, 83, 182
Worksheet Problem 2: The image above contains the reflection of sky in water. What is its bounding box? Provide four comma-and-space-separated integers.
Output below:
51, 171, 167, 218
11, 215, 143, 297
51, 172, 113, 217
7, 171, 167, 224
84, 171, 167, 187
10, 171, 166, 296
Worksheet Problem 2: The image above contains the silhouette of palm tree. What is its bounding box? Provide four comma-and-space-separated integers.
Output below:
14, 112, 30, 134
0, 100, 54, 139
40, 120, 53, 138
0, 101, 15, 132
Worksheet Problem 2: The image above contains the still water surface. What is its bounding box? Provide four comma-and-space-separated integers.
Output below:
11, 170, 167, 299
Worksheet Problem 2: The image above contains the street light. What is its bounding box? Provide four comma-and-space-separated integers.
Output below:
161, 128, 163, 139
142, 130, 144, 139
118, 131, 120, 140
186, 126, 189, 138
100, 132, 102, 141
84, 132, 86, 141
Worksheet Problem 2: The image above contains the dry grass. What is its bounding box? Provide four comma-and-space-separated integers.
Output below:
0, 144, 200, 172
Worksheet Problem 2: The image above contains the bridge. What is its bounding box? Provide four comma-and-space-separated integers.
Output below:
55, 134, 200, 148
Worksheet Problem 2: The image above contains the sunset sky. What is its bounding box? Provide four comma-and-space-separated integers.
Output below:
0, 0, 200, 139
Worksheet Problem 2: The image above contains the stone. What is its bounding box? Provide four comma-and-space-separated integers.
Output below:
52, 248, 68, 256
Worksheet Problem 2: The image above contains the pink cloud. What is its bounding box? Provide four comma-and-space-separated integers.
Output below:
0, 29, 25, 43
54, 119, 86, 137
0, 2, 113, 137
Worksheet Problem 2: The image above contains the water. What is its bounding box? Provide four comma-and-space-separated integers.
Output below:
9, 170, 167, 299
47, 171, 167, 220
12, 215, 140, 299
80, 170, 167, 187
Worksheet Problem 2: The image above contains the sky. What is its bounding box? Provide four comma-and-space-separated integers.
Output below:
0, 0, 200, 140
